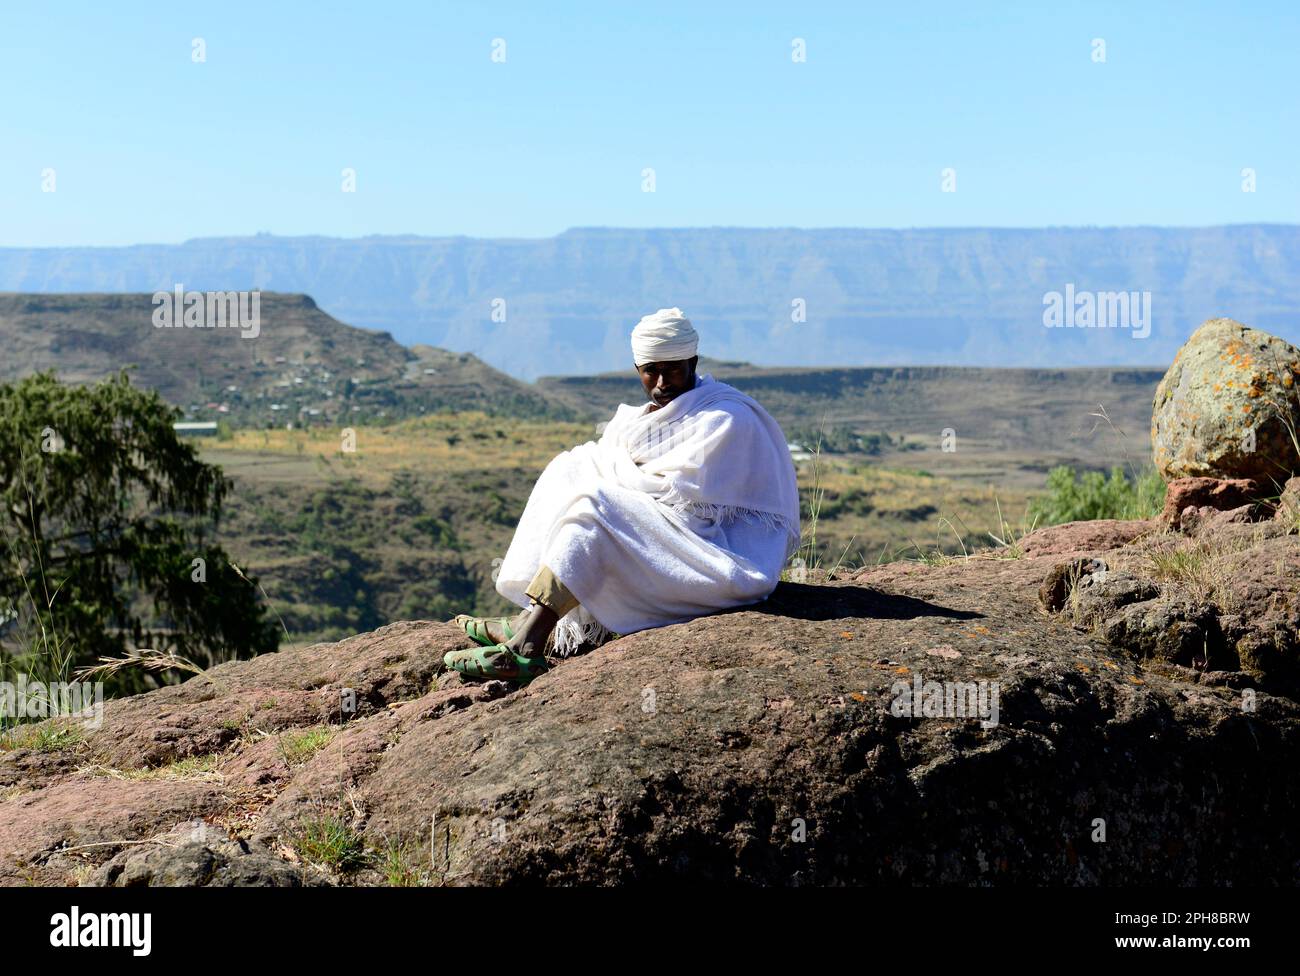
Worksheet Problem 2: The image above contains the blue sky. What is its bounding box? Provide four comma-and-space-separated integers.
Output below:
2, 1, 1296, 247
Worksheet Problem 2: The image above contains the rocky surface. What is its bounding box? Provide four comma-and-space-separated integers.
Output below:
1159, 476, 1264, 529
1151, 317, 1300, 483
90, 822, 326, 887
2, 491, 1297, 886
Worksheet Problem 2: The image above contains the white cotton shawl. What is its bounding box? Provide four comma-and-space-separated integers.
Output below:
494, 373, 801, 655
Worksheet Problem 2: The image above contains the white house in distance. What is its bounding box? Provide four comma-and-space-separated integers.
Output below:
788, 441, 813, 462
173, 421, 219, 438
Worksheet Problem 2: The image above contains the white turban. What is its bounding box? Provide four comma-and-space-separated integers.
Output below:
631, 307, 699, 366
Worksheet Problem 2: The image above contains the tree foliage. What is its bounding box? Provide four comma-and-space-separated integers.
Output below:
0, 371, 279, 692
1028, 464, 1165, 526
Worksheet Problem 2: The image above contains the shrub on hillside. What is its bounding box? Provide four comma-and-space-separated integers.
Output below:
1028, 465, 1165, 525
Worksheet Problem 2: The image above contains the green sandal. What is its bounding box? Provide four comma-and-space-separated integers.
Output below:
443, 645, 549, 684
454, 613, 516, 648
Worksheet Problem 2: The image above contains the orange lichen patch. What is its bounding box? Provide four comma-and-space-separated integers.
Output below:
1077, 664, 1092, 674
1222, 342, 1256, 372
839, 631, 854, 639
894, 666, 910, 675
848, 692, 867, 703
1284, 374, 1295, 387
1128, 676, 1145, 685
1212, 384, 1222, 392
1243, 404, 1252, 413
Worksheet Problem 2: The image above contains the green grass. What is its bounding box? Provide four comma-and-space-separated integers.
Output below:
1, 507, 77, 733
382, 839, 434, 887
1145, 546, 1208, 581
985, 495, 1041, 559
1138, 531, 1258, 610
277, 725, 336, 766
0, 719, 85, 753
289, 813, 369, 873
80, 753, 222, 781
902, 515, 970, 566
784, 425, 859, 582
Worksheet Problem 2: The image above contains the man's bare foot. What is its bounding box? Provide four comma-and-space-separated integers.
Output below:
457, 610, 530, 645
505, 602, 559, 658
483, 609, 530, 644
483, 608, 527, 644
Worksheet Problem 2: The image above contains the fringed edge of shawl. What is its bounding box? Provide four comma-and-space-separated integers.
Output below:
660, 495, 798, 536
551, 604, 616, 658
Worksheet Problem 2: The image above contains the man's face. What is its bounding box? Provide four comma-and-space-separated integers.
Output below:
636, 356, 698, 407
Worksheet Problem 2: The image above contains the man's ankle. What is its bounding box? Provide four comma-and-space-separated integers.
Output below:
516, 641, 546, 660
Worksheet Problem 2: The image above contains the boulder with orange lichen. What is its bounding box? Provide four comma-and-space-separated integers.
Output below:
1151, 317, 1300, 484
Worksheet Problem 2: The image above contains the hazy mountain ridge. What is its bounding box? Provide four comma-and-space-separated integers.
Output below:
4, 225, 1299, 379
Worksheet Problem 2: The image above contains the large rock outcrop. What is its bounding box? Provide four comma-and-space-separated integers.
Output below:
3, 510, 1298, 886
1152, 317, 1300, 484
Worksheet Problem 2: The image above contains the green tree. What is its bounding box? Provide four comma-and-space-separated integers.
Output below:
0, 371, 279, 694
1028, 464, 1165, 526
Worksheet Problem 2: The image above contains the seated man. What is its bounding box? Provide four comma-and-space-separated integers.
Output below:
446, 307, 801, 682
